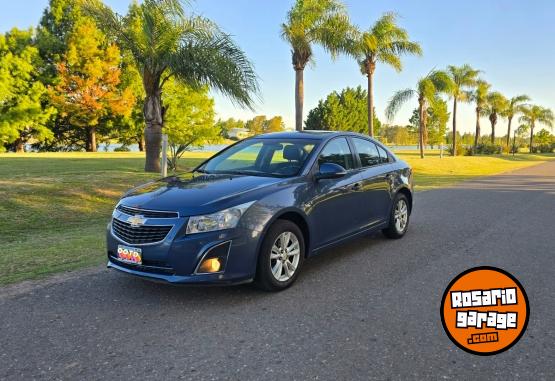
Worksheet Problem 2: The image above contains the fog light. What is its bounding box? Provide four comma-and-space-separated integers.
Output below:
198, 258, 221, 273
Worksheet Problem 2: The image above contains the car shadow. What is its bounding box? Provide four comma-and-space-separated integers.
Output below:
100, 231, 387, 305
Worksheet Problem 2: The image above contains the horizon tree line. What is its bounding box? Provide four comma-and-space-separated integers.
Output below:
1, 0, 553, 169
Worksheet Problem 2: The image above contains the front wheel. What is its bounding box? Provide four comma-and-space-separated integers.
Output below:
254, 220, 305, 292
382, 193, 410, 239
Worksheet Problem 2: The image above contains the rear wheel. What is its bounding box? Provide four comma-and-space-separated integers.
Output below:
382, 193, 410, 239
254, 220, 305, 291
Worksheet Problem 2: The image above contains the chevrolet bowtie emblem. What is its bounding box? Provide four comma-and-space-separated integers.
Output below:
127, 215, 147, 227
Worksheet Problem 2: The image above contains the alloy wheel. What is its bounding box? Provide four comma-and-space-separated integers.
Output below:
270, 231, 300, 282
394, 199, 408, 233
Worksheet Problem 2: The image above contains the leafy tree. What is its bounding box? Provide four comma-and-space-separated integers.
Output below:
386, 70, 451, 158
215, 118, 245, 138
281, 0, 352, 131
36, 0, 85, 83
86, 0, 259, 172
482, 91, 508, 144
381, 124, 416, 146
245, 115, 268, 135
163, 80, 219, 170
49, 19, 135, 151
0, 28, 55, 152
519, 105, 554, 150
111, 51, 146, 151
349, 12, 421, 137
245, 115, 286, 135
409, 97, 449, 147
265, 116, 286, 133
469, 80, 490, 151
446, 64, 480, 155
535, 129, 553, 145
502, 95, 530, 148
305, 86, 381, 135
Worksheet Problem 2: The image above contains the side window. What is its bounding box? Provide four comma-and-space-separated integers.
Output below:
352, 138, 380, 167
376, 145, 390, 164
318, 138, 354, 170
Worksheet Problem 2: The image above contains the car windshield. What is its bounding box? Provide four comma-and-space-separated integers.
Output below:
199, 138, 318, 177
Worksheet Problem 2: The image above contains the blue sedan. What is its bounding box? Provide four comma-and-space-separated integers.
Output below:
107, 131, 413, 291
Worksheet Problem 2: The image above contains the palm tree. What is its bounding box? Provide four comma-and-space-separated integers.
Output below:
502, 95, 530, 148
385, 70, 451, 158
85, 0, 259, 172
482, 92, 508, 144
446, 64, 480, 155
281, 0, 352, 131
519, 105, 554, 151
469, 80, 490, 151
349, 12, 422, 137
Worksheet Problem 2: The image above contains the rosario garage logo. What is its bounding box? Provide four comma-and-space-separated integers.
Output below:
440, 267, 529, 355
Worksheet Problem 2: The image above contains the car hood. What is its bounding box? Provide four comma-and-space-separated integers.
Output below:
119, 172, 285, 216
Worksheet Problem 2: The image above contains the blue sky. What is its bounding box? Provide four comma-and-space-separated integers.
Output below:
2, 0, 554, 133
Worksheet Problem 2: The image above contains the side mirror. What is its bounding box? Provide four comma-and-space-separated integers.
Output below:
315, 163, 347, 180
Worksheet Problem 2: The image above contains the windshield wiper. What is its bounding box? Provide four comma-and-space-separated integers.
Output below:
193, 168, 211, 174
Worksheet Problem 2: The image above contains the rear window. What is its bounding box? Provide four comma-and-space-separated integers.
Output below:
376, 145, 390, 164
352, 138, 380, 167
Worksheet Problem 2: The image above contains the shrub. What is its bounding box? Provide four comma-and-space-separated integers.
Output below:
473, 143, 503, 155
531, 144, 554, 154
446, 141, 465, 156
114, 145, 131, 152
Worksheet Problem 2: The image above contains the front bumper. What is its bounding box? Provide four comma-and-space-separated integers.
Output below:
106, 216, 262, 285
107, 260, 253, 285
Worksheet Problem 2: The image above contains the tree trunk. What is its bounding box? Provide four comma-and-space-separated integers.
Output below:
87, 127, 97, 152
451, 98, 457, 156
529, 123, 535, 153
295, 68, 304, 132
474, 107, 481, 152
143, 88, 164, 172
138, 136, 145, 152
491, 118, 496, 144
418, 100, 425, 159
506, 117, 513, 148
367, 65, 375, 137
15, 138, 25, 153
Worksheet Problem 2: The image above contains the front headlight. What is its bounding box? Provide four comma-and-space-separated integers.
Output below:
186, 201, 255, 234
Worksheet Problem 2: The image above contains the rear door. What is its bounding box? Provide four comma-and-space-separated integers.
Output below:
350, 137, 393, 225
308, 137, 365, 247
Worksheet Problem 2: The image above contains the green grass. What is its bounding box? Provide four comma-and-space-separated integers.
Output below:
0, 150, 553, 285
0, 152, 207, 285
397, 150, 555, 190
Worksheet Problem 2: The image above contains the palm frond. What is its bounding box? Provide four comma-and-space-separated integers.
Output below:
169, 18, 259, 109
446, 64, 481, 99
385, 88, 415, 120
352, 11, 421, 72
281, 0, 351, 66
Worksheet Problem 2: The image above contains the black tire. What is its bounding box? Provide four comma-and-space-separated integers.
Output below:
382, 193, 410, 239
254, 220, 305, 292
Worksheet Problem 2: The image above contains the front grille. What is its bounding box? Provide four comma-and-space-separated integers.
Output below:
112, 217, 173, 244
117, 204, 178, 218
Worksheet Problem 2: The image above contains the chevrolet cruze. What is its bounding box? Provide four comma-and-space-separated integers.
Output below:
107, 131, 413, 291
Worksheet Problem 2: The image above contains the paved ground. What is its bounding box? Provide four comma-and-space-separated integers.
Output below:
1, 161, 554, 380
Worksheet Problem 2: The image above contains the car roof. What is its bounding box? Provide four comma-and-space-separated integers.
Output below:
255, 130, 373, 141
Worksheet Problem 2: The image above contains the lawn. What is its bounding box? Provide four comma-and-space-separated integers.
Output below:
0, 150, 552, 285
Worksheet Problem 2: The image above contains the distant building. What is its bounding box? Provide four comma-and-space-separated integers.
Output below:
228, 128, 250, 139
